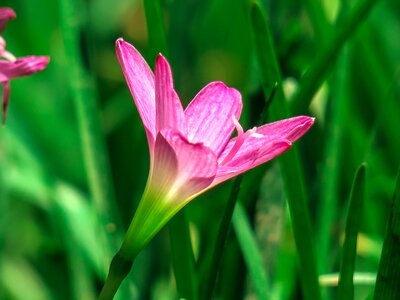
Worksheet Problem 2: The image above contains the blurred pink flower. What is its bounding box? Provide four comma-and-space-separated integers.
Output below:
0, 7, 15, 32
115, 38, 315, 256
0, 7, 49, 124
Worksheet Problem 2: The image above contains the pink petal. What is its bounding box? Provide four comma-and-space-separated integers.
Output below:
255, 116, 315, 142
0, 56, 49, 124
148, 130, 179, 196
0, 56, 49, 81
212, 116, 315, 186
155, 54, 184, 133
150, 128, 218, 203
116, 38, 156, 147
184, 82, 242, 156
119, 128, 218, 255
212, 140, 292, 186
0, 8, 16, 32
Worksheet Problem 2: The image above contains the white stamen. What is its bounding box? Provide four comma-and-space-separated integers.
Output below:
220, 116, 261, 165
232, 115, 244, 135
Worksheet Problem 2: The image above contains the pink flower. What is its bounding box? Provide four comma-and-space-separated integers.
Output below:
0, 8, 15, 32
0, 7, 49, 124
115, 38, 314, 257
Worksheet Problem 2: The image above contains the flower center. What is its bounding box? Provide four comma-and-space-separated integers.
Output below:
220, 116, 263, 166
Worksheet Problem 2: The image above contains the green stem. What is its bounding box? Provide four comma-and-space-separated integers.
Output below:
373, 167, 400, 299
250, 2, 320, 300
98, 252, 134, 300
337, 164, 366, 300
291, 0, 380, 114
58, 0, 119, 232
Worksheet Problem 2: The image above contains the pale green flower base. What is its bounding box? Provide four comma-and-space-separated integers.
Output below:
99, 186, 189, 298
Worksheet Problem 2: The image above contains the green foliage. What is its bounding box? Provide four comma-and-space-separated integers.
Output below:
337, 163, 366, 300
1, 0, 399, 299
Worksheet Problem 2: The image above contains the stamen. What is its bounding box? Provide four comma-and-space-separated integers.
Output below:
220, 116, 263, 166
1, 50, 16, 62
231, 114, 244, 135
0, 37, 16, 62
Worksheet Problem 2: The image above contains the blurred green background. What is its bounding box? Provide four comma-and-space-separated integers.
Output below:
0, 0, 399, 299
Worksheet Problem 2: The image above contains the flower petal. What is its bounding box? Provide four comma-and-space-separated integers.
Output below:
116, 38, 156, 147
0, 56, 49, 124
0, 56, 49, 81
150, 128, 218, 204
255, 116, 315, 142
212, 140, 292, 186
119, 128, 217, 257
184, 81, 242, 156
0, 8, 16, 32
212, 116, 315, 186
155, 54, 184, 133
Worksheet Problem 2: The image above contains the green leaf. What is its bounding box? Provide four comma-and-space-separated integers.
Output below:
232, 202, 270, 299
337, 163, 366, 300
201, 177, 242, 300
58, 0, 121, 235
373, 166, 400, 299
143, 0, 168, 59
250, 2, 321, 300
169, 210, 198, 300
0, 257, 52, 300
291, 0, 380, 115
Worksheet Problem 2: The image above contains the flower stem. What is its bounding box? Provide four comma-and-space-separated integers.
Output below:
98, 252, 134, 300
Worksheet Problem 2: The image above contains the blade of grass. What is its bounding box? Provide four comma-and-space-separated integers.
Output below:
302, 0, 331, 44
200, 75, 279, 298
232, 202, 270, 299
337, 163, 366, 300
250, 2, 320, 300
320, 272, 376, 287
59, 1, 135, 298
143, 0, 168, 59
291, 0, 380, 115
58, 0, 120, 238
2, 128, 102, 299
201, 176, 242, 300
352, 31, 400, 168
169, 210, 198, 300
269, 190, 298, 300
373, 166, 400, 299
0, 132, 7, 233
316, 45, 349, 274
